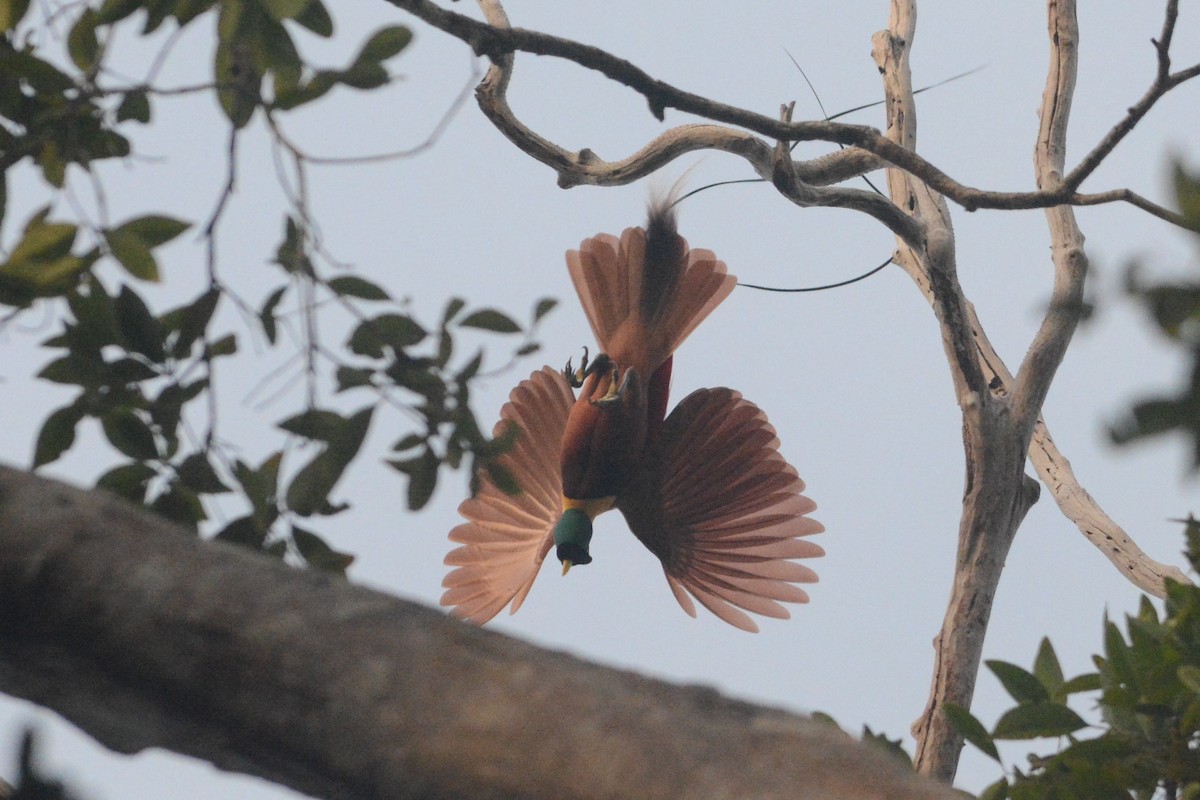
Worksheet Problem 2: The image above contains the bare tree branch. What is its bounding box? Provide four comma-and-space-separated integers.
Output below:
1011, 0, 1089, 440
1029, 423, 1192, 591
871, 1, 1040, 782
0, 466, 968, 800
382, 0, 1199, 224
770, 103, 922, 247
472, 0, 884, 190
1062, 0, 1199, 193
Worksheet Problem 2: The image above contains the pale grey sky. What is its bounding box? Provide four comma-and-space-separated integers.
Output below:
2, 2, 1198, 797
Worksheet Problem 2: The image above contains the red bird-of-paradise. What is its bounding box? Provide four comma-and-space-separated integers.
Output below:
440, 199, 823, 632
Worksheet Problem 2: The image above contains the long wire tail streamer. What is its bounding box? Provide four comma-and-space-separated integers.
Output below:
738, 256, 894, 293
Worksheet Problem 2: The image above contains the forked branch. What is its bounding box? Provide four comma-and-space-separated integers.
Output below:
381, 0, 1199, 224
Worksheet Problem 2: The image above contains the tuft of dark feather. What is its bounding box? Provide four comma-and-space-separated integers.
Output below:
641, 194, 686, 321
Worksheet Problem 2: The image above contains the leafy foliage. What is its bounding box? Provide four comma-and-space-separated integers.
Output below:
3, 0, 554, 575
1111, 161, 1200, 467
951, 523, 1200, 800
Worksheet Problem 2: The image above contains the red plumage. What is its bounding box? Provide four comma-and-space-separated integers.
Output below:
441, 201, 823, 631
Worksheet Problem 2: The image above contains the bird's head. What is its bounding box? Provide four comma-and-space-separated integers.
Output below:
554, 507, 594, 575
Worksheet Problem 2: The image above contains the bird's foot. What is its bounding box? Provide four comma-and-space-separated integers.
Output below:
591, 364, 636, 407
563, 346, 590, 388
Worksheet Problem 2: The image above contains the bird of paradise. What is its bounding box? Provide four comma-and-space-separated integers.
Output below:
441, 199, 823, 631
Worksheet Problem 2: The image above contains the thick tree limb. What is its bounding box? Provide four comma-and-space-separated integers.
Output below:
1011, 0, 1088, 444
872, 1, 1039, 782
0, 466, 966, 800
380, 0, 1198, 224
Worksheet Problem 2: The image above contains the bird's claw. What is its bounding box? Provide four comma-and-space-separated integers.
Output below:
564, 346, 590, 388
591, 364, 632, 407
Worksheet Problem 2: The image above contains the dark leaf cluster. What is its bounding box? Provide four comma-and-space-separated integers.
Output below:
951, 522, 1200, 800
255, 235, 556, 515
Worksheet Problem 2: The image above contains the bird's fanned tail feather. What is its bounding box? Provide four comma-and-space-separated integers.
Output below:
440, 367, 574, 623
566, 202, 736, 374
617, 388, 823, 632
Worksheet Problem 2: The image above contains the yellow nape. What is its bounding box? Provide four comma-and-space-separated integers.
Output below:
561, 560, 573, 576
562, 495, 616, 519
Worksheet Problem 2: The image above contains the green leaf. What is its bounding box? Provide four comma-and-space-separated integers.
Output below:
1174, 161, 1200, 232
259, 285, 287, 344
150, 480, 205, 527
1059, 672, 1102, 696
335, 365, 374, 392
978, 778, 1008, 800
327, 275, 389, 301
285, 449, 344, 517
176, 452, 230, 493
337, 406, 374, 460
141, 0, 176, 33
206, 333, 237, 357
260, 0, 308, 21
37, 141, 66, 188
95, 461, 155, 501
992, 702, 1088, 740
291, 525, 355, 574
172, 289, 221, 357
215, 38, 260, 129
115, 285, 166, 362
533, 297, 557, 322
942, 703, 999, 761
1033, 637, 1065, 698
215, 515, 267, 548
233, 452, 282, 527
1110, 399, 1185, 445
119, 215, 190, 247
436, 329, 453, 367
1, 0, 33, 31
347, 313, 425, 357
259, 14, 302, 90
95, 0, 141, 24
106, 228, 159, 281
33, 403, 84, 468
338, 62, 388, 90
459, 308, 521, 334
1179, 665, 1200, 694
1102, 619, 1135, 688
293, 0, 332, 36
388, 446, 439, 510
101, 408, 158, 460
279, 409, 347, 442
272, 70, 339, 110
37, 353, 107, 386
392, 433, 424, 452
7, 208, 76, 264
67, 8, 100, 71
355, 25, 412, 63
455, 350, 483, 383
273, 216, 311, 274
116, 91, 152, 123
109, 357, 158, 383
987, 659, 1050, 704
442, 297, 465, 324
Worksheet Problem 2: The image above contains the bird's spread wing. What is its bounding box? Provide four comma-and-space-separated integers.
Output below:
616, 388, 824, 632
566, 225, 736, 373
441, 367, 573, 624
